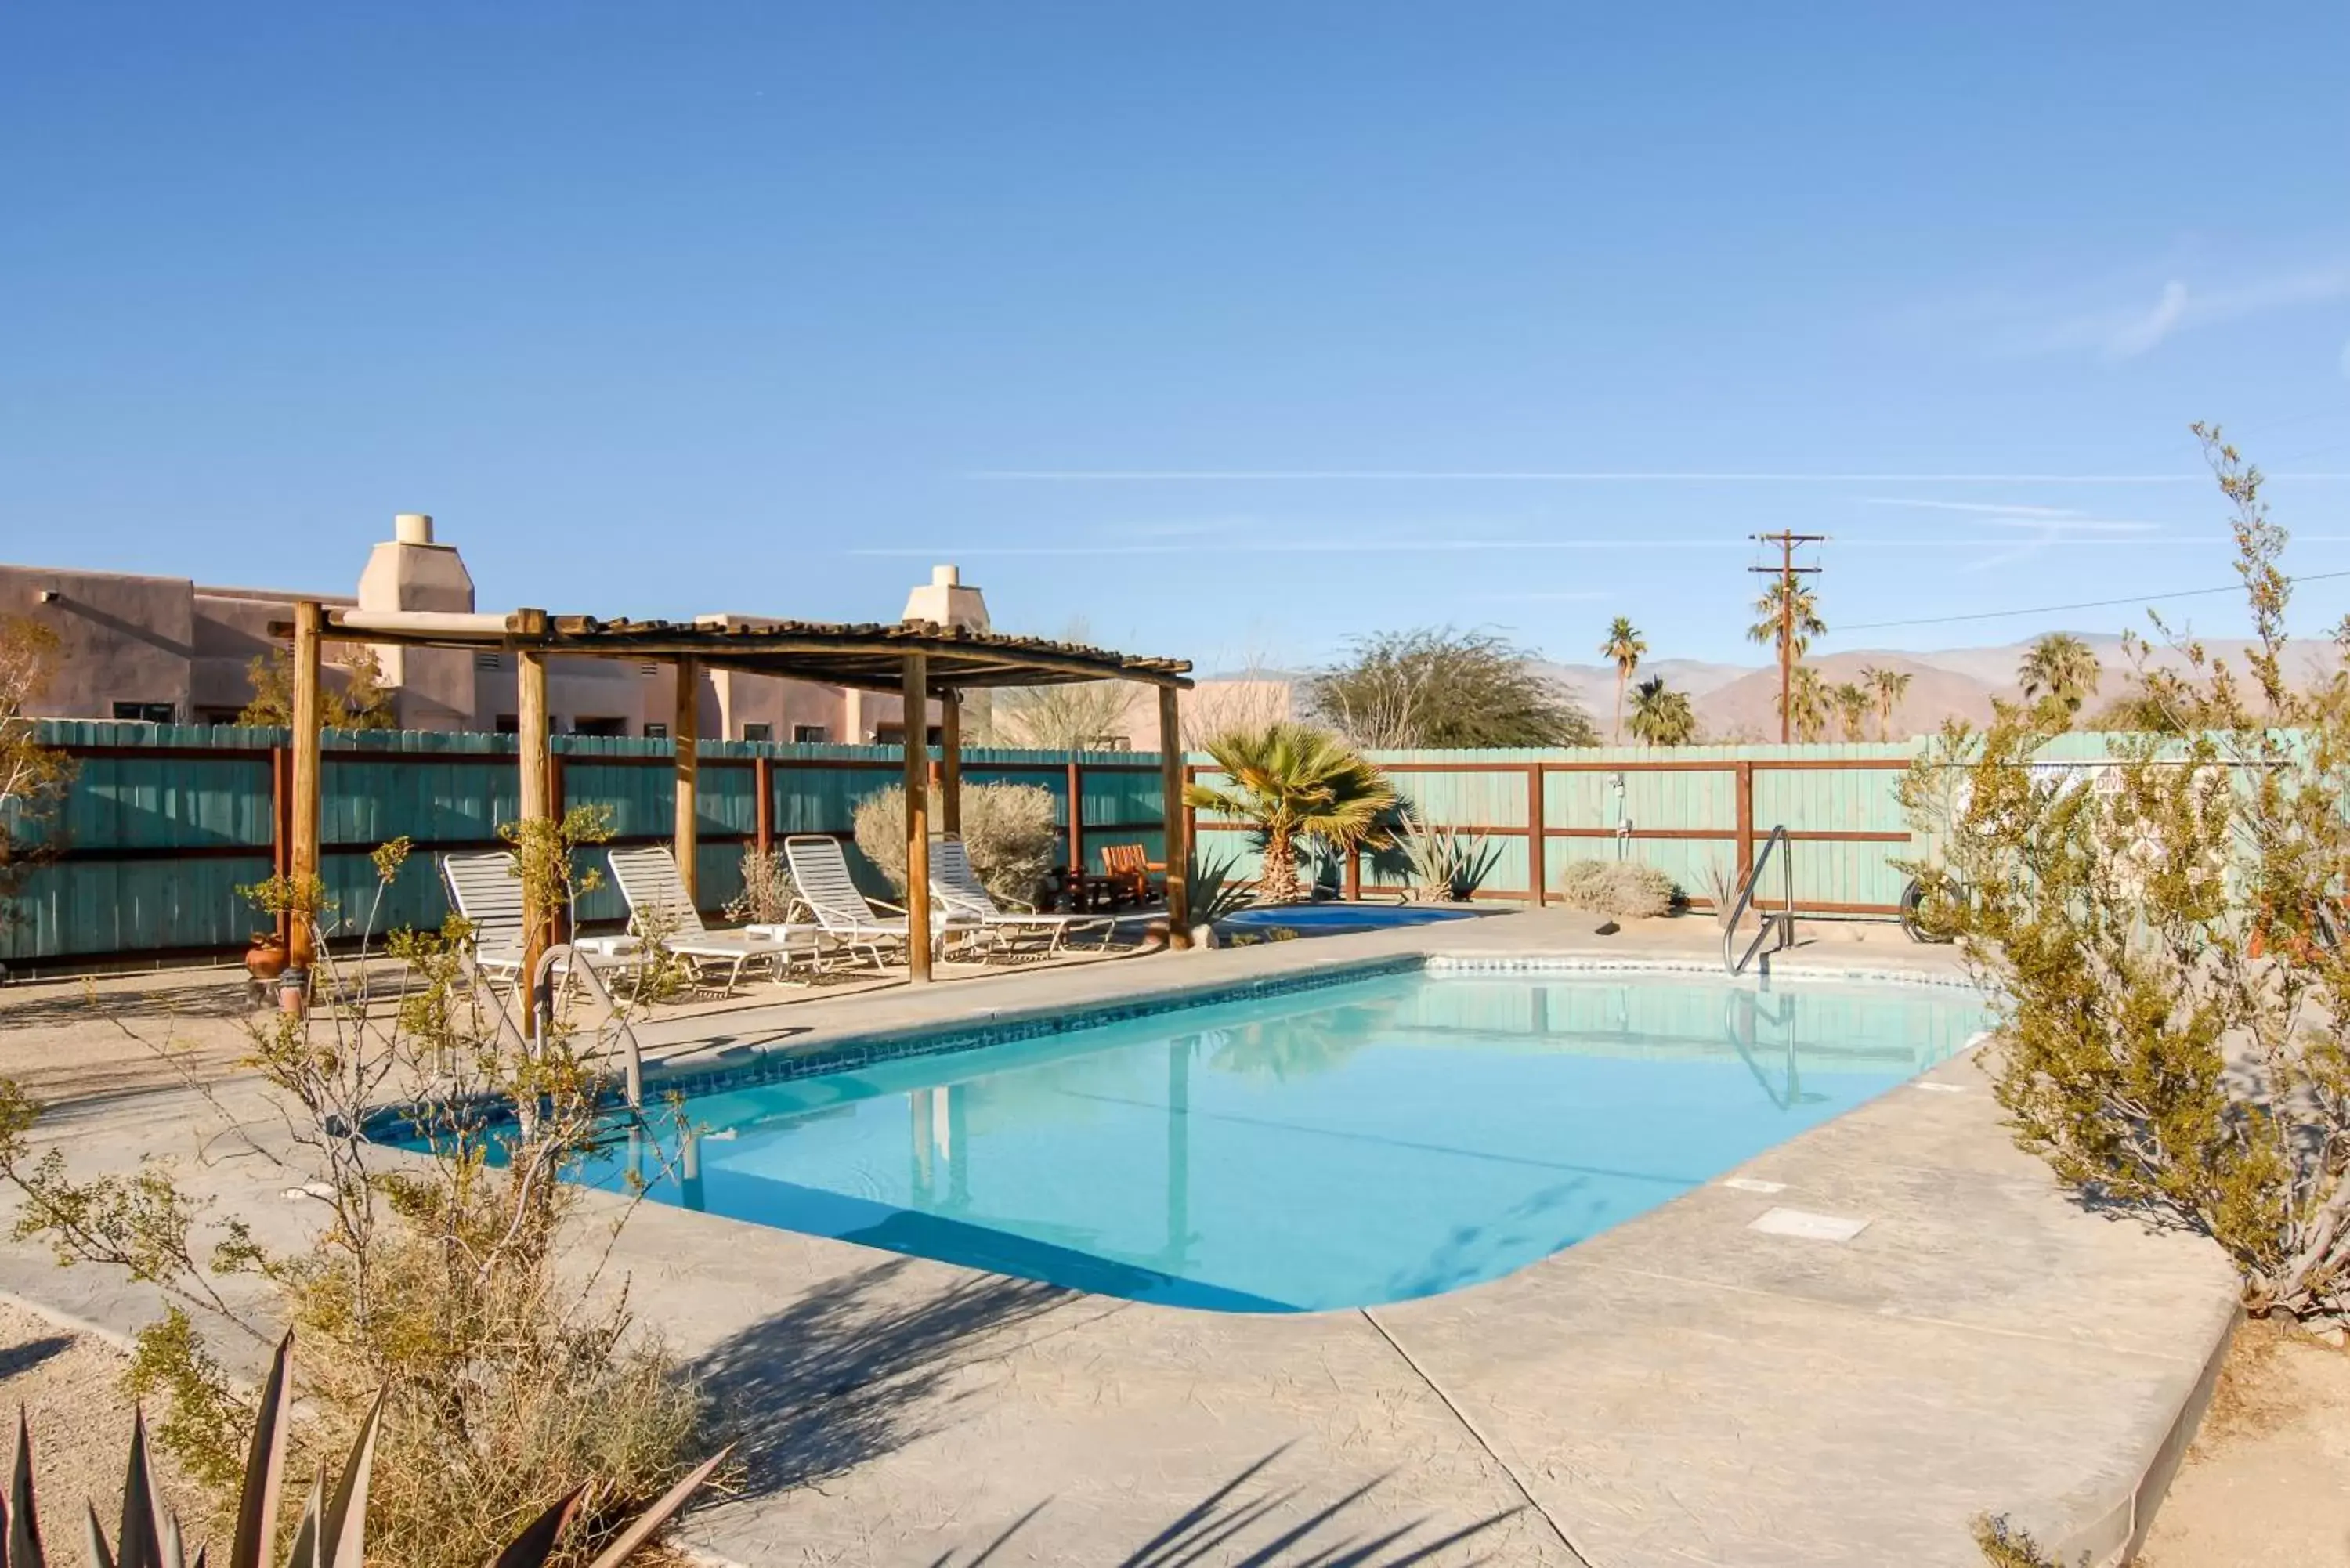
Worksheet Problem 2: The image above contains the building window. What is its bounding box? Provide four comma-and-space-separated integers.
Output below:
572, 717, 627, 737
872, 723, 903, 745
112, 702, 175, 724
642, 721, 669, 739
196, 707, 245, 728
741, 723, 774, 742
494, 714, 519, 735
791, 724, 828, 744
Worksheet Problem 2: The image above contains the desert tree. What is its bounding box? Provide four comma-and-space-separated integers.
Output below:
1832, 681, 1871, 741
1864, 665, 1911, 741
1307, 627, 1596, 750
1183, 722, 1395, 902
1901, 425, 2350, 1319
239, 644, 399, 730
0, 616, 74, 932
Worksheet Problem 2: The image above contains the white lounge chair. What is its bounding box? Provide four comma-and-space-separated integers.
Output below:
606, 845, 811, 992
930, 836, 1112, 958
440, 851, 645, 994
781, 834, 975, 969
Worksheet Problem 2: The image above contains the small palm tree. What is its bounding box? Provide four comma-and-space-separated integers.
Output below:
1788, 666, 1831, 742
1747, 580, 1826, 661
1832, 681, 1871, 741
1600, 617, 1647, 745
1184, 722, 1397, 904
1864, 666, 1911, 740
2018, 633, 2102, 721
1625, 675, 1697, 746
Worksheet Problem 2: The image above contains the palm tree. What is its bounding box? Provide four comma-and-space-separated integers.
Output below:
1788, 666, 1831, 743
1600, 617, 1647, 745
1747, 580, 1826, 661
1183, 722, 1397, 904
2017, 634, 2102, 721
1830, 681, 1872, 741
1863, 666, 1911, 740
1625, 676, 1697, 746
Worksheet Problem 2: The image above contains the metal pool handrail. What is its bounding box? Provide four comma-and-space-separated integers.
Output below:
1724, 824, 1796, 977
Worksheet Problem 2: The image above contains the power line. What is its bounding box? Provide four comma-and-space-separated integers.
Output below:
1832, 567, 2350, 634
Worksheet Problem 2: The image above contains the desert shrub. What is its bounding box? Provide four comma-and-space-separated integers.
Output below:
1555, 858, 1675, 919
1902, 426, 2350, 1320
725, 844, 799, 923
0, 811, 712, 1566
854, 782, 1061, 908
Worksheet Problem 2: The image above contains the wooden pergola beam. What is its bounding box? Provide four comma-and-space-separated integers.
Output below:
674, 656, 699, 904
515, 609, 553, 1035
902, 652, 931, 985
286, 601, 324, 1007
1159, 685, 1191, 948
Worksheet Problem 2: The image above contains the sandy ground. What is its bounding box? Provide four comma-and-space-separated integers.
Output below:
2137, 1320, 2350, 1566
0, 1299, 208, 1549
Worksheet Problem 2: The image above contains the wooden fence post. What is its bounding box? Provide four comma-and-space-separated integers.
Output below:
270, 742, 293, 949
1527, 763, 1546, 907
1735, 761, 1756, 889
1065, 759, 1084, 879
754, 754, 774, 856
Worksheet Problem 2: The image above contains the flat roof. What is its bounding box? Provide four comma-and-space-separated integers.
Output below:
309, 607, 1193, 692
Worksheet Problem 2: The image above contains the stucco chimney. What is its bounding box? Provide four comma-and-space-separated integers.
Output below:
900, 563, 989, 632
357, 512, 477, 729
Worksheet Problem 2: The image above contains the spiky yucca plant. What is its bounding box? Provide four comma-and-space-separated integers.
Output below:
1183, 724, 1395, 905
1, 1335, 725, 1568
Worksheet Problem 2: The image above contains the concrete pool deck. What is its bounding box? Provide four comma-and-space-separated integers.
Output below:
0, 911, 2242, 1566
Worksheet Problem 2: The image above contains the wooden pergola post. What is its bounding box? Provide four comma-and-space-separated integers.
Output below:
1159, 684, 1191, 948
285, 600, 324, 1010
516, 610, 553, 1035
938, 690, 963, 838
673, 655, 700, 905
902, 653, 932, 984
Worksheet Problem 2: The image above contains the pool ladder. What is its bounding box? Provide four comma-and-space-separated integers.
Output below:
1723, 824, 1796, 977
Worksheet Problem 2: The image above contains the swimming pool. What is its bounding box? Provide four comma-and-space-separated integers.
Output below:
1219, 903, 1482, 939
493, 963, 1989, 1312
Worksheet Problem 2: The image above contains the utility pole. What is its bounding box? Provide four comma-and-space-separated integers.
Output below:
1750, 533, 1824, 743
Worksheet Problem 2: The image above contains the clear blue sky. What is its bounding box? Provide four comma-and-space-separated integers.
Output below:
5, 2, 2348, 672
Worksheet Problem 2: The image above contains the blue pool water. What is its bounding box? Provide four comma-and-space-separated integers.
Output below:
1220, 903, 1480, 938
533, 968, 1988, 1312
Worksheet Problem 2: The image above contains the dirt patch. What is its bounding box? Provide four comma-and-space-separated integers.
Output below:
2138, 1320, 2350, 1566
0, 1298, 209, 1548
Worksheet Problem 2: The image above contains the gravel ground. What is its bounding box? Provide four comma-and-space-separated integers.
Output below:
0, 1298, 208, 1550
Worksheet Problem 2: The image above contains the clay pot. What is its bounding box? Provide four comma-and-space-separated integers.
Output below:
244, 933, 288, 984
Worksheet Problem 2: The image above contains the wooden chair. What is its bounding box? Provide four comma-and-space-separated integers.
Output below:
1097, 843, 1163, 908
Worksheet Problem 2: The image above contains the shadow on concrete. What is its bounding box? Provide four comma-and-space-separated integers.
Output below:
931, 1446, 1523, 1566
0, 1334, 74, 1380
689, 1256, 1076, 1498
0, 980, 252, 1031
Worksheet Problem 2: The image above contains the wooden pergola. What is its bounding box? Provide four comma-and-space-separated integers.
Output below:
280, 603, 1195, 1006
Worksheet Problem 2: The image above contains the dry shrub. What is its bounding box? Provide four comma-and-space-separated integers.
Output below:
0, 815, 711, 1566
854, 782, 1059, 907
1555, 858, 1676, 919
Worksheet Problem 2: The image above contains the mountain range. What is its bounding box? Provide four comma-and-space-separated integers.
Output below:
1534, 634, 2336, 741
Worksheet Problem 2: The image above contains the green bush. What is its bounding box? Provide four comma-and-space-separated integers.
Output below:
853, 782, 1061, 908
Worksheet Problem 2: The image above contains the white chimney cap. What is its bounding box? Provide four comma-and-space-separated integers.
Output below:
394, 513, 435, 545
931, 564, 960, 587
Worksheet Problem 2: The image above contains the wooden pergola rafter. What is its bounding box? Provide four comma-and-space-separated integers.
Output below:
278, 605, 1195, 1017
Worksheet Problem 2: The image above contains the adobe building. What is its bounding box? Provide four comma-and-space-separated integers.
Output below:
3, 515, 1286, 746
0, 515, 971, 742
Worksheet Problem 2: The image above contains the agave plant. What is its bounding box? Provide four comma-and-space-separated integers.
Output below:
1, 1332, 726, 1568
1392, 811, 1500, 902
1184, 849, 1256, 925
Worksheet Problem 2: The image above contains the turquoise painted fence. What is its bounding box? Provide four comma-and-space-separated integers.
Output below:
1188, 739, 2128, 914
4, 724, 1167, 966
8, 724, 2146, 966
